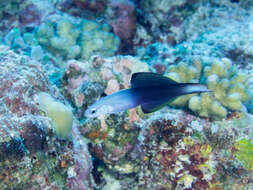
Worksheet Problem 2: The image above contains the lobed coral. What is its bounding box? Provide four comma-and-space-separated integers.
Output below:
165, 57, 251, 120
4, 15, 120, 61
36, 17, 120, 60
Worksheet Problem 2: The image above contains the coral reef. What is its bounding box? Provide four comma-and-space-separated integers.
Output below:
136, 112, 253, 190
204, 113, 253, 189
0, 46, 93, 189
137, 43, 174, 74
0, 0, 55, 36
135, 0, 253, 56
0, 0, 253, 189
140, 42, 252, 120
58, 0, 137, 54
176, 0, 253, 66
18, 4, 41, 27
59, 52, 253, 189
134, 0, 201, 47
2, 11, 120, 85
137, 114, 217, 190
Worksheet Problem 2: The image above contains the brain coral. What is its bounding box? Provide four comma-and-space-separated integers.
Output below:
165, 57, 251, 120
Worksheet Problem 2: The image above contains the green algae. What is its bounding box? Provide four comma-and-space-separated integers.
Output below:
234, 139, 253, 171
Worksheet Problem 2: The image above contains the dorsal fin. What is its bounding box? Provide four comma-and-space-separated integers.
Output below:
131, 72, 177, 88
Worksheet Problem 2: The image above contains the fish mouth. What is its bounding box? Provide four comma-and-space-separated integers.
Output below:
84, 109, 91, 118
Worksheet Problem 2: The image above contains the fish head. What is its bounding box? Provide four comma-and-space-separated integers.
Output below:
85, 103, 114, 118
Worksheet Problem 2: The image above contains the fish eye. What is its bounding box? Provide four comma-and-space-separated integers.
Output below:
91, 108, 96, 114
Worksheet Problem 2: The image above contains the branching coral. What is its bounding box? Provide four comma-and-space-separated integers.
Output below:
166, 57, 251, 120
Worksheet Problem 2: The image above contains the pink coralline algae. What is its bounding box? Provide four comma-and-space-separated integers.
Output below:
0, 46, 94, 189
109, 0, 136, 53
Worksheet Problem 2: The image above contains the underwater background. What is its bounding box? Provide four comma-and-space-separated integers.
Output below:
0, 0, 252, 189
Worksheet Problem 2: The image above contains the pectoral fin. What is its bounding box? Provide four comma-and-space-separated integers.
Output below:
141, 98, 176, 113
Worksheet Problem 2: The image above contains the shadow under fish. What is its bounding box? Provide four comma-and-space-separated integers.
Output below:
85, 72, 211, 118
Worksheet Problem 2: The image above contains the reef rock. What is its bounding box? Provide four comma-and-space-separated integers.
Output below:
0, 46, 93, 190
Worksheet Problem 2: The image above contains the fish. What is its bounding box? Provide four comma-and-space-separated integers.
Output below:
85, 72, 211, 118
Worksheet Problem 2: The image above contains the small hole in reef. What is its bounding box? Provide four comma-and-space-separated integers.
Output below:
230, 0, 239, 3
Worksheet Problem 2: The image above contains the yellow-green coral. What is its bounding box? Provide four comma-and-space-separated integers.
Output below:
189, 93, 227, 119
234, 139, 253, 171
166, 57, 251, 120
36, 92, 73, 139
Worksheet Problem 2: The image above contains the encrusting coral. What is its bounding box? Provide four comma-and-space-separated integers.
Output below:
36, 92, 73, 139
165, 57, 251, 120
